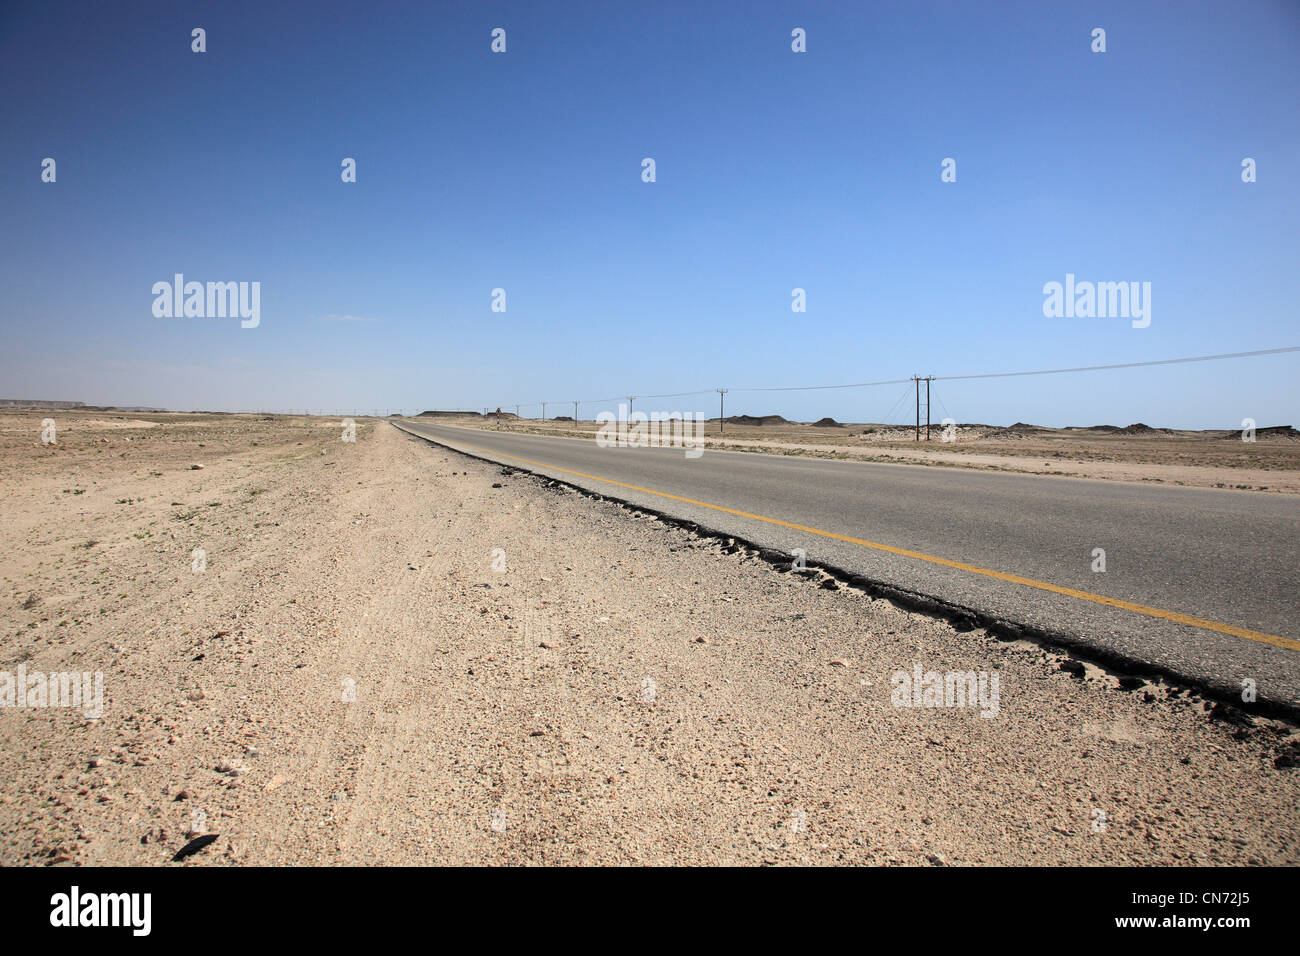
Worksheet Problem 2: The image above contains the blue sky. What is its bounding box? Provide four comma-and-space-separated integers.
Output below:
2, 0, 1297, 427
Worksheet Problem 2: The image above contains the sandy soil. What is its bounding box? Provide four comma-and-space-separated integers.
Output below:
1, 411, 1297, 865
450, 415, 1300, 494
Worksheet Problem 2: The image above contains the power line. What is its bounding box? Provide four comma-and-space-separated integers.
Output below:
936, 346, 1300, 382
739, 376, 912, 394
494, 346, 1299, 410
882, 383, 914, 425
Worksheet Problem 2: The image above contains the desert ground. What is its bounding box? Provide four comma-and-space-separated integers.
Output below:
436, 412, 1300, 494
0, 410, 1296, 865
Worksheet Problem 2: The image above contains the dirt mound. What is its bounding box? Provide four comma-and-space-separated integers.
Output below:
985, 422, 1047, 440
719, 414, 789, 427
417, 410, 483, 418
1116, 423, 1172, 436
1256, 425, 1300, 440
810, 417, 842, 427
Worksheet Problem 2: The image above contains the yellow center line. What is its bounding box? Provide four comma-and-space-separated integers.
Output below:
414, 426, 1300, 653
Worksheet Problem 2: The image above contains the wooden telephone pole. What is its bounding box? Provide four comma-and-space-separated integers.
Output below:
912, 376, 935, 440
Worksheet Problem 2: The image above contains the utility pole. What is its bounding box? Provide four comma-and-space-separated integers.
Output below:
911, 376, 935, 440
627, 396, 635, 417
514, 405, 519, 419
540, 402, 546, 421
573, 400, 579, 422
717, 388, 727, 435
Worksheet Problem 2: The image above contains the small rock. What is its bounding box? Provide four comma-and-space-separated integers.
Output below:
172, 833, 219, 861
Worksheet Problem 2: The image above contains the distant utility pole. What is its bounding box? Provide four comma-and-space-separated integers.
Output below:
627, 396, 636, 417
514, 405, 520, 419
573, 400, 579, 422
911, 376, 935, 440
541, 402, 546, 421
717, 388, 728, 435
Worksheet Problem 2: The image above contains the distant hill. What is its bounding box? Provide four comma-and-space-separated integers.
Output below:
1116, 422, 1172, 436
0, 399, 85, 408
1256, 425, 1299, 439
711, 414, 789, 427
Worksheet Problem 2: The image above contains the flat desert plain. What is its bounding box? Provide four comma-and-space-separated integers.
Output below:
1, 411, 1297, 865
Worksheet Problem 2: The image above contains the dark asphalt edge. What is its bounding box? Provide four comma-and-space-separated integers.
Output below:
392, 422, 1300, 739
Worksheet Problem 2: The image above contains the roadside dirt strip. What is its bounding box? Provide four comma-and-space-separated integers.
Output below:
2, 416, 1296, 864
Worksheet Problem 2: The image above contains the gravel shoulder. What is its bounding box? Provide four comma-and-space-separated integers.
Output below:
1, 413, 1296, 865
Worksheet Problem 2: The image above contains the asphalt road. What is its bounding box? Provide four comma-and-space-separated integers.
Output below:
395, 419, 1300, 711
